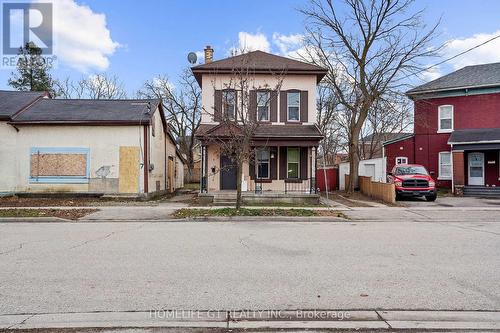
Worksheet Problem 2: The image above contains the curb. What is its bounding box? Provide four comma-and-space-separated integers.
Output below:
1, 310, 499, 330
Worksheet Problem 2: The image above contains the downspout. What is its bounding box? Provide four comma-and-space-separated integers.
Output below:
164, 132, 167, 191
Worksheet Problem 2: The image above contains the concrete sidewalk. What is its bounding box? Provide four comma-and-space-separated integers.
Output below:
1, 310, 499, 330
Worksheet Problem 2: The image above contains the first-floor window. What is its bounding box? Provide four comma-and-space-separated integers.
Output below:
396, 156, 408, 165
30, 147, 90, 183
439, 152, 452, 179
256, 148, 270, 179
287, 147, 300, 178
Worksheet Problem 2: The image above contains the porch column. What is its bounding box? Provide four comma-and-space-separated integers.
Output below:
452, 150, 465, 196
311, 146, 317, 193
200, 144, 208, 193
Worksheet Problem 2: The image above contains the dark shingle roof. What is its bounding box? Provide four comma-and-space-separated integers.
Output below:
407, 63, 500, 95
448, 128, 500, 144
191, 50, 328, 84
0, 90, 46, 119
11, 99, 161, 124
196, 123, 323, 139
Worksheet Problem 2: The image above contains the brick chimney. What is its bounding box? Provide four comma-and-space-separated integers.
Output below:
204, 45, 213, 64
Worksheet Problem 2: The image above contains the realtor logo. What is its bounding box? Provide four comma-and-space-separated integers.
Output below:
2, 2, 53, 55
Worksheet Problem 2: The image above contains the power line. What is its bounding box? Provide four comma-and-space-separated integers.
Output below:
411, 33, 500, 78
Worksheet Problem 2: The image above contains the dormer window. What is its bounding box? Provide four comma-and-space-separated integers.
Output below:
438, 105, 453, 132
223, 90, 236, 120
287, 92, 300, 121
257, 91, 270, 121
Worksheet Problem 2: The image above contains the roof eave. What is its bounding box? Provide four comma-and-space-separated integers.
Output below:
406, 82, 500, 97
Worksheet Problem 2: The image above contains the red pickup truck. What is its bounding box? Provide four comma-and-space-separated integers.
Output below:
387, 164, 437, 201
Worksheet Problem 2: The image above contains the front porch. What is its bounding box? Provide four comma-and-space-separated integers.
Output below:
449, 128, 500, 196
198, 190, 320, 205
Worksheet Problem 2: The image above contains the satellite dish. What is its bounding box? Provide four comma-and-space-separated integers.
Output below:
187, 52, 197, 64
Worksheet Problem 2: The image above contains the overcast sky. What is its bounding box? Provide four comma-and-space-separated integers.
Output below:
1, 0, 500, 95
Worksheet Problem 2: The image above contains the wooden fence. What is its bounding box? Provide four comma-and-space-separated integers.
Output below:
345, 175, 396, 204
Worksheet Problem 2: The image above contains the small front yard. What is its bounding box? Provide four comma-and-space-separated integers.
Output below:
173, 208, 345, 218
0, 208, 99, 220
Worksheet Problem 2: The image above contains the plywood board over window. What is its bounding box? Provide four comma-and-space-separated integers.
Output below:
119, 146, 140, 193
29, 148, 90, 183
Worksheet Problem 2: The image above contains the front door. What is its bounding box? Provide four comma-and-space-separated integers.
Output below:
468, 152, 484, 186
220, 155, 237, 190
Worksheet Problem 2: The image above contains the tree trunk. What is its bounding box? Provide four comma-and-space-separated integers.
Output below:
347, 127, 361, 194
236, 160, 242, 210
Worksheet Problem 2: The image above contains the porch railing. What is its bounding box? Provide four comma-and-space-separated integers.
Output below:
285, 177, 317, 194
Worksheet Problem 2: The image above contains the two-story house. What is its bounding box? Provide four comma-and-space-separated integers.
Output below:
383, 63, 500, 196
193, 47, 327, 199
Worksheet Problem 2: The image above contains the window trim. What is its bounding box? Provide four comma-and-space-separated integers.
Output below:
222, 89, 236, 120
287, 147, 300, 179
437, 105, 453, 133
29, 147, 90, 184
438, 151, 452, 180
287, 91, 300, 122
256, 148, 270, 179
256, 90, 270, 122
395, 156, 408, 165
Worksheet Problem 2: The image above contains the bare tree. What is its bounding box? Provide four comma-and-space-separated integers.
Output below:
316, 84, 344, 164
202, 58, 285, 209
55, 73, 127, 99
138, 69, 202, 182
300, 0, 439, 193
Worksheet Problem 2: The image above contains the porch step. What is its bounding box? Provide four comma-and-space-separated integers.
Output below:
463, 186, 500, 197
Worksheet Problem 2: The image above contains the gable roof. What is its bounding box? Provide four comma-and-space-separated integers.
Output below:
0, 90, 47, 120
407, 62, 500, 95
191, 50, 328, 84
10, 98, 161, 125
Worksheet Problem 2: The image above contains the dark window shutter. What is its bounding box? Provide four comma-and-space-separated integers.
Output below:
300, 147, 308, 180
279, 91, 287, 123
279, 146, 287, 179
214, 90, 222, 121
300, 90, 308, 122
249, 152, 255, 180
270, 147, 278, 180
249, 90, 256, 122
270, 91, 278, 122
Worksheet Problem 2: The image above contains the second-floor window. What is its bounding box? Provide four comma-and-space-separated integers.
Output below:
287, 92, 300, 121
257, 91, 270, 121
223, 90, 236, 120
438, 105, 453, 132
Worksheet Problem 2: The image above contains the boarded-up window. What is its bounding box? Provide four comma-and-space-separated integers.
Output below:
30, 148, 89, 182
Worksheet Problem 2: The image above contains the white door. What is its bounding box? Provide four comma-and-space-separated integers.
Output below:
364, 164, 376, 180
468, 152, 484, 186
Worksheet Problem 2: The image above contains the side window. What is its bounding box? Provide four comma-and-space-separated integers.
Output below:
287, 147, 300, 178
222, 90, 236, 120
438, 105, 453, 132
287, 92, 300, 121
439, 152, 452, 179
396, 156, 408, 165
257, 91, 270, 121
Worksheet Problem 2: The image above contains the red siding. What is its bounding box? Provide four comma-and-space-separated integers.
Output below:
384, 136, 415, 172
385, 92, 500, 189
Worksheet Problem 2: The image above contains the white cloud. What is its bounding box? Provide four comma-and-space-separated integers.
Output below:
420, 65, 442, 82
272, 33, 304, 56
35, 0, 120, 72
443, 30, 500, 70
231, 32, 271, 54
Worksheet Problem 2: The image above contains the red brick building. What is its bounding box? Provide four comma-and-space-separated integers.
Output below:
383, 63, 500, 195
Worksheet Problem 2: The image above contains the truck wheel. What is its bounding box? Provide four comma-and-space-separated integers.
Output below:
396, 193, 402, 201
425, 194, 437, 202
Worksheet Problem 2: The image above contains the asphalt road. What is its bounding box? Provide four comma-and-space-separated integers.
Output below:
0, 219, 499, 315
